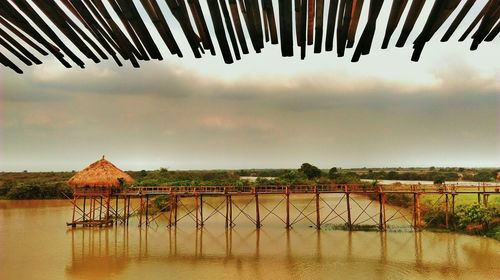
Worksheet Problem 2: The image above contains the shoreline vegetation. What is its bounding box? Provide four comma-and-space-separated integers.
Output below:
1, 165, 499, 240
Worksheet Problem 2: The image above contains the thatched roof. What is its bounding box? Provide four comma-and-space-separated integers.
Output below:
68, 157, 134, 188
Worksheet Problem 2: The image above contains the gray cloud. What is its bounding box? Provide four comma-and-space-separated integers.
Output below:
1, 60, 499, 171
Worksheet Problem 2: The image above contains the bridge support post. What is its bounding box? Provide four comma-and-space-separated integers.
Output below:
477, 186, 481, 205
413, 193, 421, 230
168, 194, 173, 227
200, 194, 204, 227
255, 192, 261, 228
195, 193, 199, 228
139, 195, 143, 227
345, 187, 352, 230
315, 186, 321, 229
286, 186, 290, 228
445, 193, 449, 229
115, 195, 119, 225
451, 193, 456, 229
126, 196, 131, 226
225, 194, 229, 228
174, 195, 178, 226
229, 195, 233, 227
145, 195, 149, 226
378, 191, 386, 231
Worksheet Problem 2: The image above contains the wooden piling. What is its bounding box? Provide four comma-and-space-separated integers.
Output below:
168, 194, 174, 227
255, 192, 261, 228
229, 195, 233, 227
126, 196, 131, 225
139, 195, 143, 227
346, 188, 352, 230
174, 195, 178, 226
225, 194, 229, 228
445, 193, 449, 229
413, 193, 421, 230
451, 193, 456, 229
378, 192, 386, 231
286, 186, 290, 228
195, 193, 199, 228
83, 196, 86, 222
115, 195, 119, 225
99, 196, 103, 221
315, 186, 321, 229
200, 194, 204, 226
145, 195, 149, 226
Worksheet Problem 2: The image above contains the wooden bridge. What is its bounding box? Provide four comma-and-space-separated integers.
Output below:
2, 0, 499, 73
67, 183, 500, 230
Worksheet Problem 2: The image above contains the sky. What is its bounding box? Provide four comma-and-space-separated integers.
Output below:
0, 0, 499, 171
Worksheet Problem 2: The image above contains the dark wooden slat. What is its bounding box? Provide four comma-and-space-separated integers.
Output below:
0, 17, 48, 56
189, 0, 216, 55
0, 26, 41, 64
0, 51, 23, 73
142, 0, 182, 57
300, 0, 308, 58
325, 0, 339, 51
382, 0, 408, 49
484, 19, 500, 41
32, 0, 101, 63
412, 0, 461, 61
295, 0, 302, 46
278, 0, 294, 56
307, 0, 315, 45
352, 0, 384, 62
262, 0, 279, 44
0, 35, 32, 65
207, 0, 234, 63
89, 0, 141, 67
347, 0, 365, 48
165, 0, 203, 58
314, 0, 325, 53
470, 0, 500, 49
459, 0, 491, 41
220, 0, 241, 60
247, 0, 264, 51
116, 0, 162, 60
64, 0, 122, 66
337, 0, 354, 57
396, 0, 426, 48
441, 0, 476, 41
229, 0, 249, 54
9, 0, 84, 67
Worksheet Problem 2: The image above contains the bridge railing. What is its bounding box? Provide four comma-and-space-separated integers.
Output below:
121, 183, 500, 195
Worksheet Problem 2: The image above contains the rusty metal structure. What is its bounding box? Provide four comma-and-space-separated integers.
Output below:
67, 183, 500, 230
1, 0, 498, 73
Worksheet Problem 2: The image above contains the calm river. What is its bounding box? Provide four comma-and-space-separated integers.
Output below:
1, 197, 499, 280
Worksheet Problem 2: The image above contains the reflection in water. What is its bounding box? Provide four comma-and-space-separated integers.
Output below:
1, 200, 499, 280
66, 226, 500, 280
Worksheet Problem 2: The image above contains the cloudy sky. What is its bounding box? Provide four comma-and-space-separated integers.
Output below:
0, 0, 499, 171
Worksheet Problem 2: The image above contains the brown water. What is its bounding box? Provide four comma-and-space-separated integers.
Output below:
0, 198, 499, 280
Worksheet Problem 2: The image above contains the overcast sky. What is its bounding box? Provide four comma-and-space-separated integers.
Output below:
0, 0, 499, 171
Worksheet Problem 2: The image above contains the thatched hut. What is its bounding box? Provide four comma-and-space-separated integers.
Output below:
67, 157, 134, 227
68, 156, 134, 189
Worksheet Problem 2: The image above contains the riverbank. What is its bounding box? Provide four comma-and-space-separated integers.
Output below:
379, 193, 500, 241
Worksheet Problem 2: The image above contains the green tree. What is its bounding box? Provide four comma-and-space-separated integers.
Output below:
328, 167, 338, 179
299, 163, 322, 180
475, 171, 493, 182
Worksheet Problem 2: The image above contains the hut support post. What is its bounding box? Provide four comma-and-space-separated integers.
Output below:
99, 196, 103, 222
105, 195, 111, 225
83, 196, 86, 222
315, 187, 321, 229
71, 195, 77, 227
115, 195, 119, 225
346, 188, 352, 230
286, 187, 290, 228
255, 193, 261, 228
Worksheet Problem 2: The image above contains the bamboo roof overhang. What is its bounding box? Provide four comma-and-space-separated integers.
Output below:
0, 0, 498, 74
